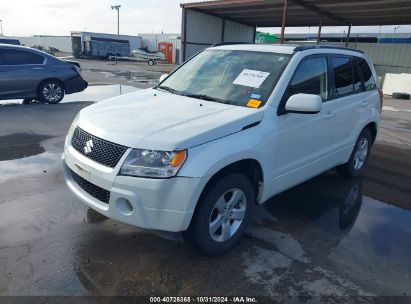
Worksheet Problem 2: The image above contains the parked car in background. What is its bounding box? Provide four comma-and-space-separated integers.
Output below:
63, 44, 381, 255
131, 47, 166, 65
0, 38, 21, 45
0, 44, 88, 104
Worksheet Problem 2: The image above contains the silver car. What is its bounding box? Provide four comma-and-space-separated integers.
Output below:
0, 44, 88, 104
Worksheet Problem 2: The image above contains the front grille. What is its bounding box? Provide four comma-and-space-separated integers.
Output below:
70, 169, 110, 204
71, 127, 128, 168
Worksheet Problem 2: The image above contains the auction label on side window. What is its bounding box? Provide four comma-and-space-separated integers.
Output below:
233, 69, 270, 88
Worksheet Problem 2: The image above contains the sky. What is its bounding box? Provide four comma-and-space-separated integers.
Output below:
1, 0, 410, 37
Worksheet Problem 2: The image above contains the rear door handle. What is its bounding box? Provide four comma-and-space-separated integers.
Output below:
361, 100, 367, 107
325, 111, 336, 119
32, 67, 44, 70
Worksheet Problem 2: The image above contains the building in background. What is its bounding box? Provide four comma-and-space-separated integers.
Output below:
255, 32, 278, 44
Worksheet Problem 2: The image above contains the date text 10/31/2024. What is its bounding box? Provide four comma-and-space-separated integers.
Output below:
150, 297, 258, 303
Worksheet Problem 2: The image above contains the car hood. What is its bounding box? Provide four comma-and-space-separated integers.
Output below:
77, 89, 264, 151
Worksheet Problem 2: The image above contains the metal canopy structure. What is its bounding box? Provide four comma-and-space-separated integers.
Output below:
180, 0, 411, 60
181, 0, 411, 27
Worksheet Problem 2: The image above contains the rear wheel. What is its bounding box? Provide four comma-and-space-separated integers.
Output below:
38, 80, 64, 104
337, 128, 372, 178
183, 173, 255, 256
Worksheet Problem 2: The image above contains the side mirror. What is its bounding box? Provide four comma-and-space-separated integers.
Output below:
285, 93, 322, 114
159, 74, 169, 83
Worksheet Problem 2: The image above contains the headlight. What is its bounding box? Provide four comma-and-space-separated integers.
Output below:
119, 149, 187, 178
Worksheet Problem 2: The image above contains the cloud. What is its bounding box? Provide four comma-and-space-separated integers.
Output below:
2, 0, 409, 37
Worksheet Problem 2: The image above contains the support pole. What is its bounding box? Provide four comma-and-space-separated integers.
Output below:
345, 23, 352, 47
280, 0, 288, 44
317, 17, 322, 44
117, 9, 120, 35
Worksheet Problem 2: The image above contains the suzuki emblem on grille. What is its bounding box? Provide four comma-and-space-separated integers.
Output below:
84, 139, 94, 154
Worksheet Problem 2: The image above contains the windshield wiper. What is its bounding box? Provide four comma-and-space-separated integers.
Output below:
156, 86, 182, 95
183, 93, 224, 103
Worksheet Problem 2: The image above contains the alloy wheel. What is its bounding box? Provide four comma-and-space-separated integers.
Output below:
353, 138, 369, 170
43, 83, 62, 102
208, 188, 247, 242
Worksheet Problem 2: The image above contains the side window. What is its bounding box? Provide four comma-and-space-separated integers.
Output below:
357, 57, 377, 91
288, 56, 328, 100
352, 58, 364, 93
0, 49, 44, 65
331, 56, 354, 97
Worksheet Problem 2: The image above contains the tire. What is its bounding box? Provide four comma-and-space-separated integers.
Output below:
183, 173, 255, 256
38, 80, 65, 104
148, 59, 155, 66
336, 128, 372, 178
392, 92, 410, 100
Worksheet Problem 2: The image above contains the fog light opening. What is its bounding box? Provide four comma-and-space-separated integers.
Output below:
115, 198, 134, 216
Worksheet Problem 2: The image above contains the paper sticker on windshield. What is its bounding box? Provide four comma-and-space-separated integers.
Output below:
233, 69, 270, 88
246, 99, 262, 108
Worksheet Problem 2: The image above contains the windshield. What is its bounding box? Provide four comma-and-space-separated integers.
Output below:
157, 49, 290, 108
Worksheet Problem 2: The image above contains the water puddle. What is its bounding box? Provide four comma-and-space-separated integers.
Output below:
0, 84, 140, 106
0, 133, 51, 161
89, 69, 161, 85
243, 173, 411, 296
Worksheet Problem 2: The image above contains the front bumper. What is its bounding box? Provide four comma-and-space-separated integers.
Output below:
63, 146, 203, 232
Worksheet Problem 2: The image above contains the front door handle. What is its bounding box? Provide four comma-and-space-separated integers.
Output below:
361, 100, 367, 107
325, 111, 336, 119
32, 67, 44, 70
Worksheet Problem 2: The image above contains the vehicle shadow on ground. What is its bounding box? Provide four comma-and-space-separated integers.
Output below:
70, 172, 369, 297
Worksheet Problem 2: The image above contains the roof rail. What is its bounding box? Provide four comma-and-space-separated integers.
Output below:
211, 42, 252, 47
294, 45, 364, 54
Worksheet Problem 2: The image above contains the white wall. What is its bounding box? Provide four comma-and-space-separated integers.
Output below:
17, 36, 72, 53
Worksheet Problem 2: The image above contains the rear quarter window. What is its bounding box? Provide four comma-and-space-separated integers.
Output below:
357, 57, 377, 91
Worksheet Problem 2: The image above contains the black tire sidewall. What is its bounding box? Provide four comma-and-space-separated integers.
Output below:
184, 173, 255, 256
39, 80, 64, 104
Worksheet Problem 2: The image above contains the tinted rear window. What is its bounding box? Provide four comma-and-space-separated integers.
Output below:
0, 49, 45, 65
357, 57, 377, 91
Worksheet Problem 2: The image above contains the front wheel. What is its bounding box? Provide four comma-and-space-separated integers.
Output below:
183, 173, 255, 256
337, 129, 372, 178
38, 80, 65, 104
148, 59, 155, 66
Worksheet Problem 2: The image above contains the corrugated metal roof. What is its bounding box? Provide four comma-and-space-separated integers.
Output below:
181, 0, 411, 26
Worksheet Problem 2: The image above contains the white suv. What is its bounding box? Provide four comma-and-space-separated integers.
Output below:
63, 44, 381, 255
